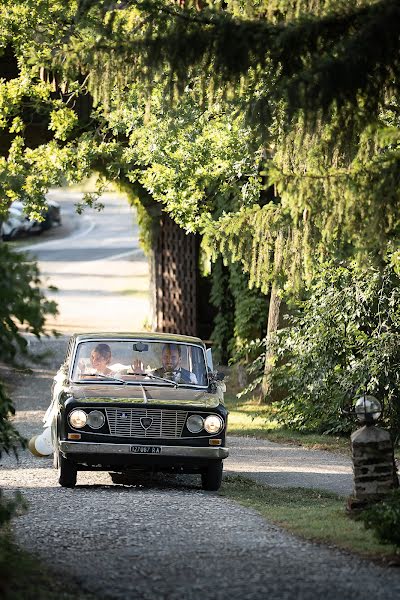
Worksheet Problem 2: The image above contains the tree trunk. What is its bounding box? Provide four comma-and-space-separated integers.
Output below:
261, 281, 282, 399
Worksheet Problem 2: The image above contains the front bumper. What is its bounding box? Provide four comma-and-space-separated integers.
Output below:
59, 441, 229, 459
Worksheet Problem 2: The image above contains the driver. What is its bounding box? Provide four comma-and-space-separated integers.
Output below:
154, 343, 197, 384
131, 343, 197, 384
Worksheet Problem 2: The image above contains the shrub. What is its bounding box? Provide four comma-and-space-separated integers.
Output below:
239, 258, 400, 438
0, 243, 57, 524
360, 490, 400, 546
0, 243, 57, 457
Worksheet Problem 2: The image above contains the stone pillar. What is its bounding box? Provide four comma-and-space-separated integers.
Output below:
348, 425, 398, 512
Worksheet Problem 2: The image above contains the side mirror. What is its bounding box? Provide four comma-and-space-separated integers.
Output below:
207, 370, 226, 394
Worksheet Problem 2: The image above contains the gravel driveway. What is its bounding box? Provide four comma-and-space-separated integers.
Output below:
226, 436, 353, 497
2, 337, 400, 600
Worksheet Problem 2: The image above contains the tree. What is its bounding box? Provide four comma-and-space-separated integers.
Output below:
1, 0, 399, 382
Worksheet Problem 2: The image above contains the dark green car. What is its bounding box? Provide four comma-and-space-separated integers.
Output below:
50, 332, 228, 490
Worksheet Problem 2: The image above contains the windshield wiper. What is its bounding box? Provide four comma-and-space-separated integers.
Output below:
126, 371, 178, 388
80, 373, 127, 384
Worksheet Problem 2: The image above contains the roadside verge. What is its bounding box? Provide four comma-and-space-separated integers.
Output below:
220, 475, 400, 564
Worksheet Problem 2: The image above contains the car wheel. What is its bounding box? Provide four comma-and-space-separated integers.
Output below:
201, 461, 223, 491
58, 454, 77, 488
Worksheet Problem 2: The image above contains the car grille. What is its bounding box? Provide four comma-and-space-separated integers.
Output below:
105, 408, 188, 439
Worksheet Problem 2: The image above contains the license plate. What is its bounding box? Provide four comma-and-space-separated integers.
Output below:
130, 446, 162, 454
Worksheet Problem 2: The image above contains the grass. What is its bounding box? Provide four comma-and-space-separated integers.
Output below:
225, 393, 351, 454
220, 475, 400, 563
0, 529, 100, 600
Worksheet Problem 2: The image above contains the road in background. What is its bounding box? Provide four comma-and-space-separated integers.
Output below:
23, 189, 150, 333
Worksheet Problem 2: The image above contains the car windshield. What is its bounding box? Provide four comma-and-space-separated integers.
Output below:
71, 340, 208, 387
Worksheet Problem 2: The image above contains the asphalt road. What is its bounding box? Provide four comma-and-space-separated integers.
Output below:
20, 189, 150, 333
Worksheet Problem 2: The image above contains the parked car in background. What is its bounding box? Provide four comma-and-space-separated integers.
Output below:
0, 202, 29, 239
0, 199, 61, 240
38, 199, 62, 231
39, 332, 228, 490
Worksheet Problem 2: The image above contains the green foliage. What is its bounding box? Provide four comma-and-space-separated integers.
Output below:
210, 258, 267, 364
1, 0, 399, 298
360, 490, 400, 546
0, 382, 24, 459
241, 259, 400, 436
1, 1, 400, 398
71, 0, 400, 127
0, 244, 57, 364
210, 258, 235, 364
228, 262, 268, 350
0, 490, 26, 527
0, 244, 57, 456
49, 106, 78, 141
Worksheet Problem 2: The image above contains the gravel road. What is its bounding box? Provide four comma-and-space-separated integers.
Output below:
2, 337, 400, 600
226, 437, 353, 497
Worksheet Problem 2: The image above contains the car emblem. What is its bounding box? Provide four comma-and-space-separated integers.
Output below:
140, 417, 153, 430
120, 412, 128, 420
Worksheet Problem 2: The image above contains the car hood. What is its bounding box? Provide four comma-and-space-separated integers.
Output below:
68, 383, 222, 408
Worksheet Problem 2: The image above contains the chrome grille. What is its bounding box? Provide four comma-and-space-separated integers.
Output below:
105, 408, 188, 439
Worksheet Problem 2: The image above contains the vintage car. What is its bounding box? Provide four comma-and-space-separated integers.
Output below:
47, 332, 228, 490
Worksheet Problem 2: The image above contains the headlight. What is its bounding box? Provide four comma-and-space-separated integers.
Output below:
87, 410, 105, 429
204, 415, 223, 434
187, 414, 204, 433
69, 409, 87, 429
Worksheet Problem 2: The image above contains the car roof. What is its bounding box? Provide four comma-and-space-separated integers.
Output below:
72, 332, 206, 347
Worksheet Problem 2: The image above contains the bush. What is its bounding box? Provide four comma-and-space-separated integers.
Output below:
240, 258, 400, 437
210, 258, 268, 364
0, 243, 57, 458
360, 490, 400, 546
0, 244, 57, 366
0, 243, 57, 526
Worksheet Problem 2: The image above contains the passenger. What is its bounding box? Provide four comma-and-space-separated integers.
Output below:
80, 343, 113, 377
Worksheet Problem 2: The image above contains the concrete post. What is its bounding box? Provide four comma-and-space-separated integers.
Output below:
347, 425, 398, 512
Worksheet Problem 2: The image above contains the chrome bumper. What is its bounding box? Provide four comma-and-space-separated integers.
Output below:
59, 441, 229, 459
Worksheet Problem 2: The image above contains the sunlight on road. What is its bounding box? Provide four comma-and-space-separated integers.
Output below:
1, 466, 54, 488
226, 464, 351, 475
29, 190, 151, 333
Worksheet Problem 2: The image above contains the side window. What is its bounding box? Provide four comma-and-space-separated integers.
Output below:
64, 337, 75, 365
190, 346, 208, 386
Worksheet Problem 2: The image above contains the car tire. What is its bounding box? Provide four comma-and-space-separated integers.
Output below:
58, 454, 77, 488
201, 461, 223, 491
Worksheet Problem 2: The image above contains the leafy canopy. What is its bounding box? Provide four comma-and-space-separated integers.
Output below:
0, 0, 399, 297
